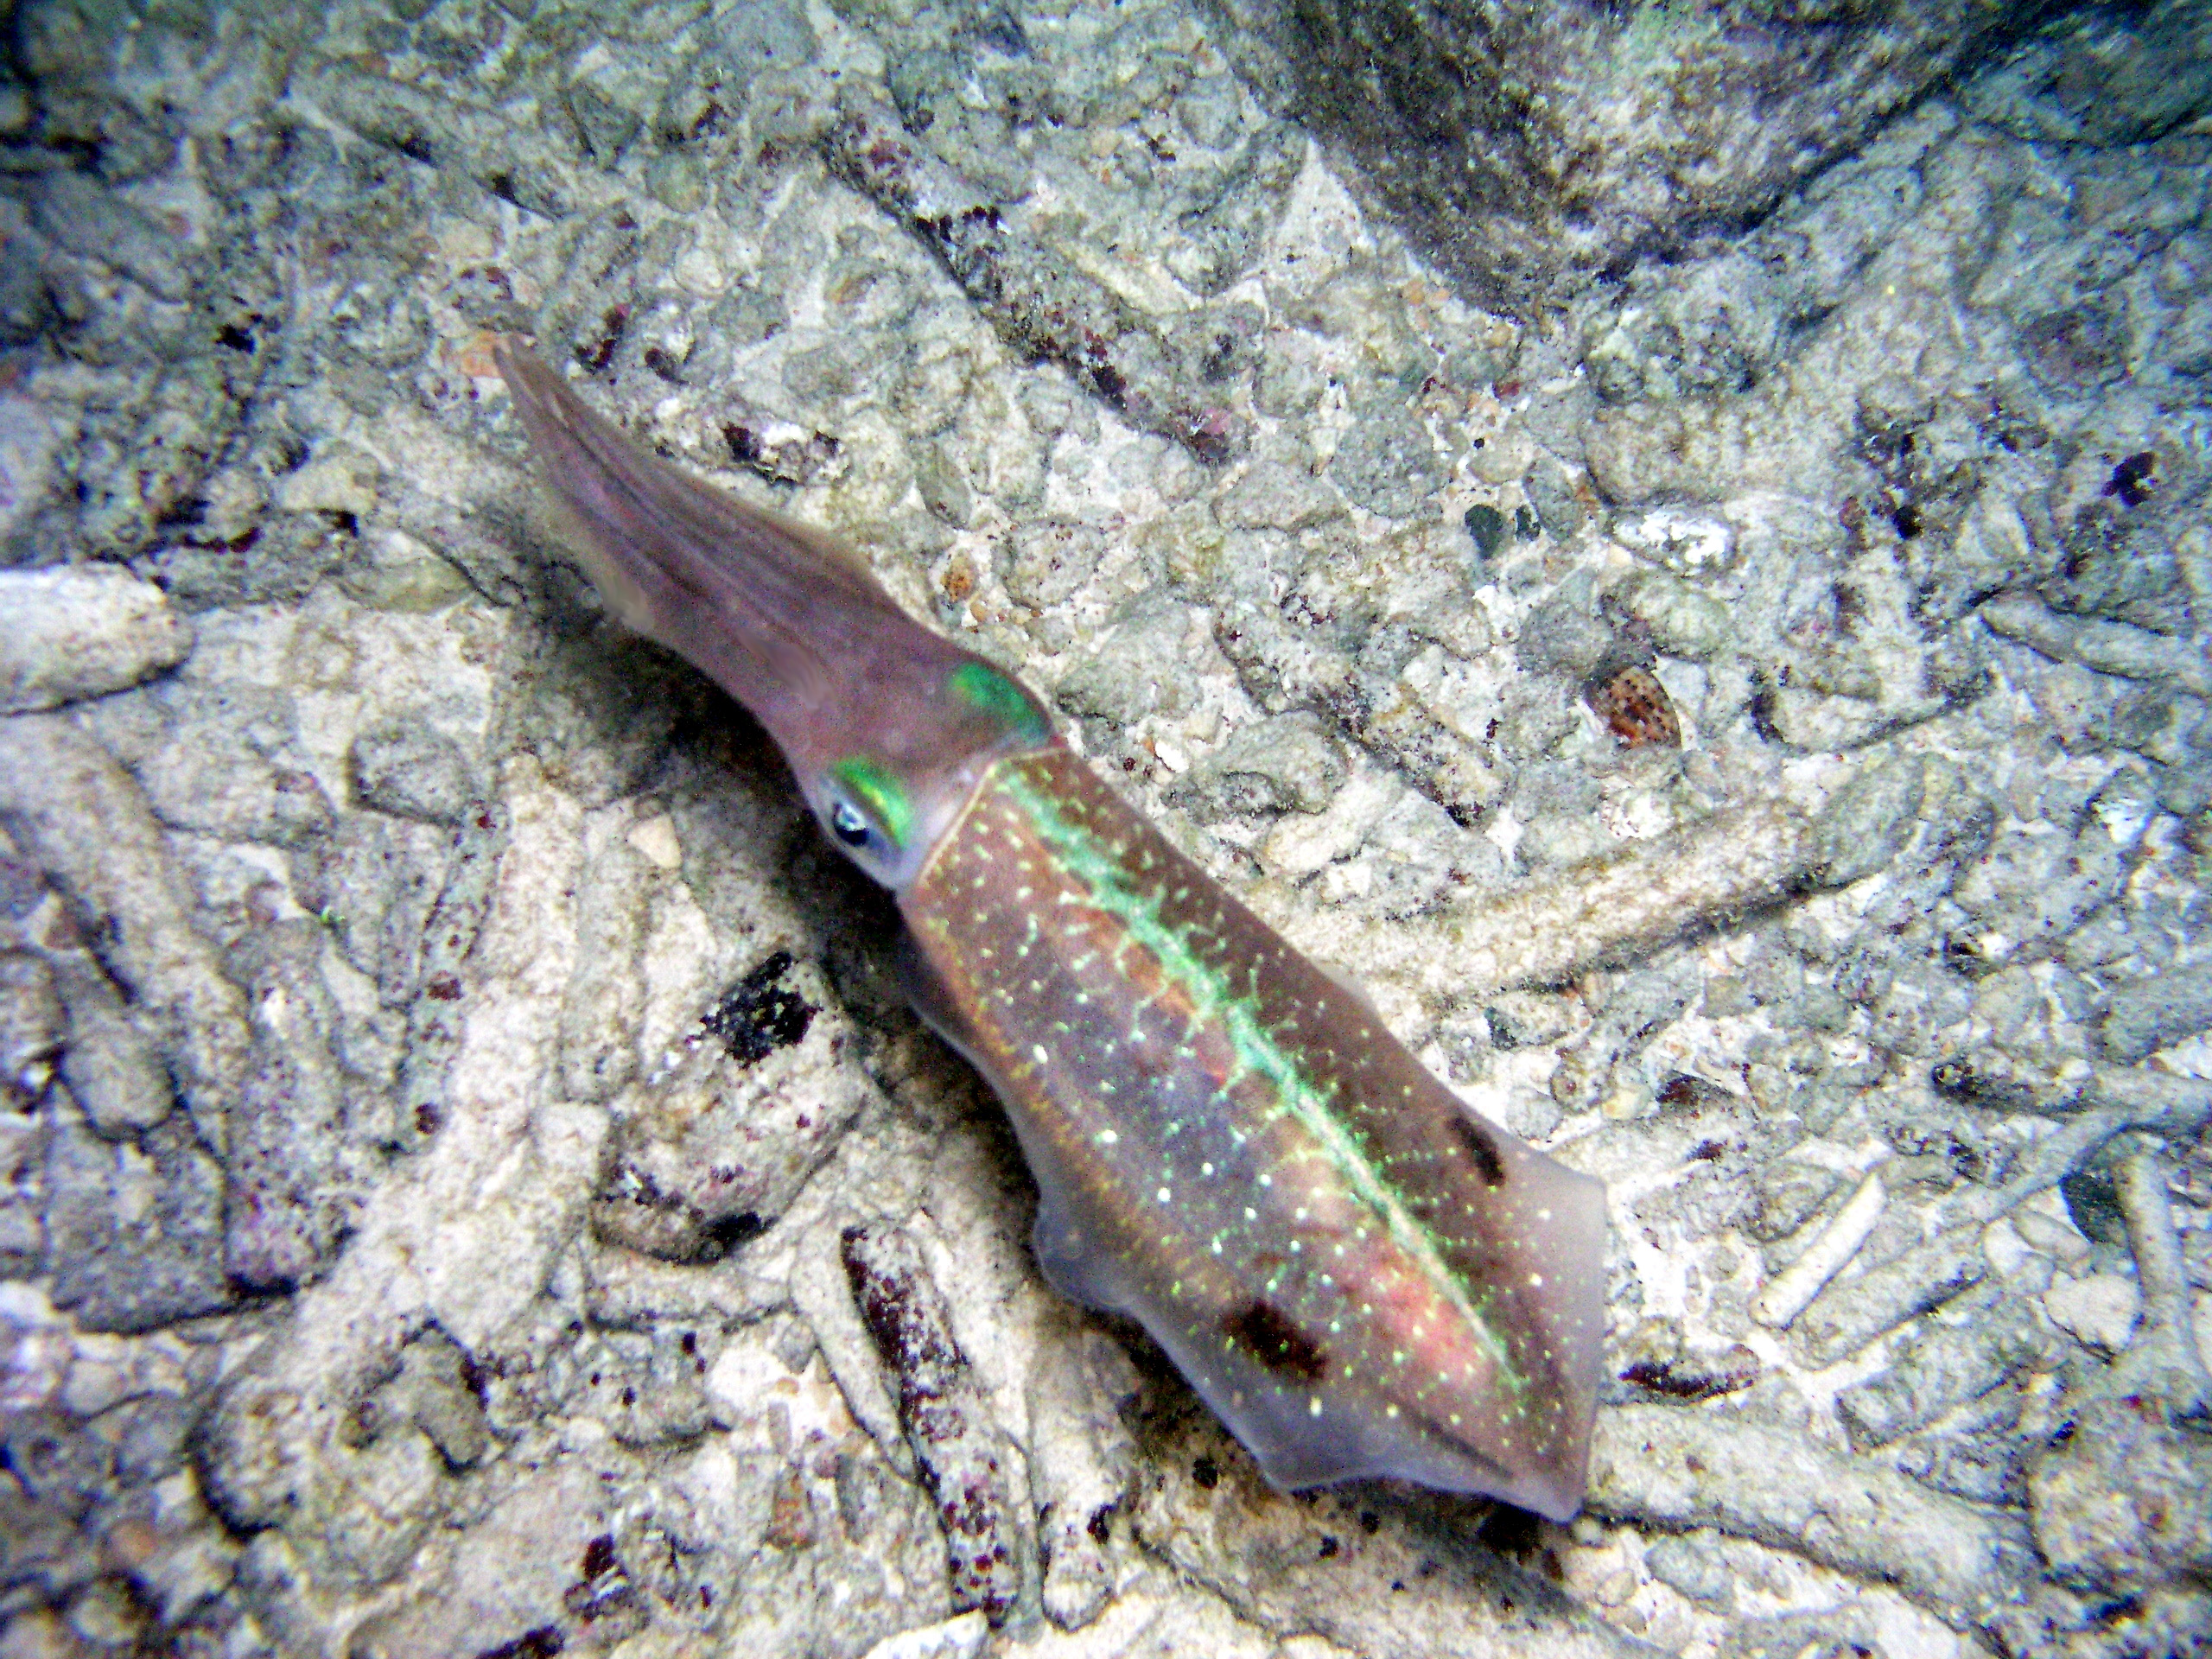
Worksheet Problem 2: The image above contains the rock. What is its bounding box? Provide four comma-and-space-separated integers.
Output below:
1258, 768, 1400, 879
1001, 519, 1104, 614
222, 919, 357, 1291
1024, 1330, 1137, 1630
1483, 988, 1580, 1052
1203, 0, 2038, 313
1518, 572, 1611, 680
842, 1222, 1030, 1626
1980, 594, 2212, 698
1256, 331, 1331, 418
1835, 1295, 2042, 1449
1796, 1231, 1987, 1369
913, 442, 974, 528
823, 86, 1249, 463
14, 0, 2212, 1646
503, 630, 698, 810
859, 1612, 989, 1659
362, 1329, 490, 1471
556, 828, 651, 1104
0, 566, 194, 713
1328, 391, 1441, 518
591, 951, 865, 1263
1813, 753, 1927, 889
1593, 1403, 2013, 1622
1606, 569, 1731, 663
1609, 505, 1736, 576
137, 682, 337, 849
2044, 1272, 2142, 1356
29, 169, 194, 302
1053, 592, 1207, 731
52, 969, 175, 1138
0, 713, 253, 1147
1131, 1404, 1641, 1658
1950, 795, 2143, 956
112, 1393, 200, 1490
43, 1112, 232, 1333
2030, 1390, 2212, 1596
0, 945, 60, 1106
1168, 712, 1344, 819
349, 712, 480, 826
565, 78, 642, 163
1517, 455, 1585, 546
2097, 958, 2212, 1064
1643, 1533, 1734, 1613
1964, 0, 2212, 145
1216, 456, 1342, 533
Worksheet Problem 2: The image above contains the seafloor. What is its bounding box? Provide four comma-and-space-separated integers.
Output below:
1, 3, 2209, 1657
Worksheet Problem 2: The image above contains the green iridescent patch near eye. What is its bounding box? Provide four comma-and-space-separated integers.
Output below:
831, 757, 913, 849
949, 661, 1049, 743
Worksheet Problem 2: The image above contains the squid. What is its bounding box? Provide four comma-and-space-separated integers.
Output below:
494, 340, 1606, 1520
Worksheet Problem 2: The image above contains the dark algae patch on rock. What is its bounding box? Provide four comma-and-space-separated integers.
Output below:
701, 949, 817, 1065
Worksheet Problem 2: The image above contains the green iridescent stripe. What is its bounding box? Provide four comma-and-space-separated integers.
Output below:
949, 661, 1051, 744
995, 763, 1523, 1395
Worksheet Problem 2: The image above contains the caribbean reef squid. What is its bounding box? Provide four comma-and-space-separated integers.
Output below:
494, 339, 1607, 1521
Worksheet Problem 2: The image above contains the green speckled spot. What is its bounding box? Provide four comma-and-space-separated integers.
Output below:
831, 757, 913, 849
950, 660, 1050, 743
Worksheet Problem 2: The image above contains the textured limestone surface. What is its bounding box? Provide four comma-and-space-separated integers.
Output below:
1, 2, 2209, 1656
1196, 0, 2070, 318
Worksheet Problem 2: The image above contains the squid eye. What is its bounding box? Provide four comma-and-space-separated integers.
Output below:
828, 758, 912, 852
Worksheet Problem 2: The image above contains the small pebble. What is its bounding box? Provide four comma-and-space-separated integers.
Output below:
2044, 1271, 2141, 1354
